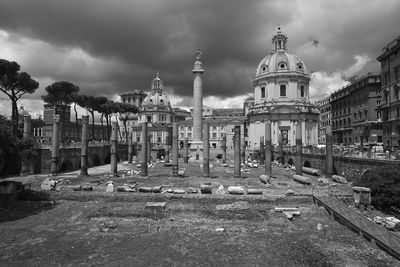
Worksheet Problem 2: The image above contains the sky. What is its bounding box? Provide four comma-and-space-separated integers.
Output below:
0, 0, 399, 119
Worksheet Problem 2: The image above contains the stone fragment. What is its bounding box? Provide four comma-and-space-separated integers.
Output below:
41, 178, 57, 191
332, 175, 347, 184
227, 186, 244, 195
82, 185, 93, 191
72, 185, 82, 191
247, 188, 263, 195
138, 187, 152, 193
186, 187, 198, 194
215, 228, 225, 232
117, 185, 136, 192
145, 202, 166, 214
152, 186, 162, 193
166, 188, 174, 193
259, 175, 270, 184
173, 189, 186, 194
106, 182, 114, 192
293, 174, 311, 185
215, 185, 225, 194
200, 184, 212, 194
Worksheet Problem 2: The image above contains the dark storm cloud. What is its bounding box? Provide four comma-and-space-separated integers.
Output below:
0, 0, 399, 105
0, 0, 294, 99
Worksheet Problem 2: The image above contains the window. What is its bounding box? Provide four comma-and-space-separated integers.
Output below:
212, 126, 217, 131
180, 133, 184, 138
188, 126, 192, 131
157, 136, 162, 143
395, 66, 399, 81
159, 114, 166, 121
188, 133, 192, 138
136, 136, 140, 142
280, 84, 286, 97
261, 87, 265, 98
212, 133, 217, 138
300, 86, 304, 97
147, 116, 152, 122
212, 143, 217, 148
376, 100, 381, 106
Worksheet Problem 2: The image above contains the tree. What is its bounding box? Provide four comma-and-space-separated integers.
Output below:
75, 95, 107, 140
0, 59, 39, 135
117, 102, 139, 142
42, 81, 79, 142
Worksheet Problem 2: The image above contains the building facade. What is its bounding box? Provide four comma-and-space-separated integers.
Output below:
315, 96, 331, 144
377, 35, 400, 149
245, 27, 319, 149
331, 73, 382, 146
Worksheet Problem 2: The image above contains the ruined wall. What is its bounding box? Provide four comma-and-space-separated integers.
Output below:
34, 144, 129, 174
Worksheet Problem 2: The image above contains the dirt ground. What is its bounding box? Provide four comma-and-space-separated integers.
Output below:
0, 160, 398, 266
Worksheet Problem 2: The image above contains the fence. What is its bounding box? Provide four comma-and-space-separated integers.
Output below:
314, 195, 400, 259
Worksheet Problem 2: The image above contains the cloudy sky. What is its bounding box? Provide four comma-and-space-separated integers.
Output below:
0, 0, 399, 118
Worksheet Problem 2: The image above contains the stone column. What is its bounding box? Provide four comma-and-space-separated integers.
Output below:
110, 121, 118, 176
165, 136, 170, 163
183, 137, 189, 164
172, 122, 178, 177
50, 115, 60, 175
147, 134, 151, 163
221, 135, 227, 164
326, 124, 333, 177
192, 50, 204, 144
278, 130, 284, 165
234, 126, 241, 178
80, 115, 89, 176
23, 115, 31, 139
259, 136, 264, 165
128, 132, 133, 163
20, 115, 32, 175
203, 123, 210, 177
141, 122, 148, 176
295, 121, 303, 175
265, 121, 272, 177
241, 134, 246, 164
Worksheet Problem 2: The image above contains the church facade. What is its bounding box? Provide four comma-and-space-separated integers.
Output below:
245, 28, 319, 149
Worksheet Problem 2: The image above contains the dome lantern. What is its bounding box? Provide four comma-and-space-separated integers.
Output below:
272, 26, 288, 53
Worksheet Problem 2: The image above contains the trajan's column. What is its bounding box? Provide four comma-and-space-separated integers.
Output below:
191, 50, 204, 161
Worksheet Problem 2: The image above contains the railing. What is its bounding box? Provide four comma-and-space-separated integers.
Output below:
314, 195, 400, 259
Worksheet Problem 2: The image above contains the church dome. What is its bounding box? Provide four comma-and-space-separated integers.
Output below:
255, 27, 308, 78
141, 73, 172, 108
142, 90, 172, 107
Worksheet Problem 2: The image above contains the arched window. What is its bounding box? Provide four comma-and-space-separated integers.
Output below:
300, 86, 305, 97
280, 84, 286, 97
261, 87, 266, 98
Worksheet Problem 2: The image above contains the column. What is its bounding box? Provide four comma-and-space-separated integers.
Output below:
241, 132, 246, 164
172, 122, 178, 177
141, 122, 148, 176
265, 121, 272, 177
183, 137, 189, 164
259, 136, 264, 165
234, 126, 241, 178
192, 50, 204, 144
20, 115, 32, 175
165, 134, 170, 163
23, 115, 31, 139
326, 124, 333, 177
80, 115, 89, 176
128, 132, 133, 163
203, 123, 210, 177
110, 121, 118, 176
50, 115, 60, 175
222, 135, 227, 164
296, 121, 303, 175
